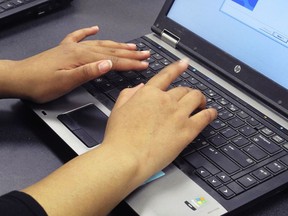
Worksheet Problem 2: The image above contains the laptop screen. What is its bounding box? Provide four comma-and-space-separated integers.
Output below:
167, 0, 288, 90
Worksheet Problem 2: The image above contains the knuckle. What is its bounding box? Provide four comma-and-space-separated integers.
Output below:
192, 89, 203, 98
81, 64, 94, 79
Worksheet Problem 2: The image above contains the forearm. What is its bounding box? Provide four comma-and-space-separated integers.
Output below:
0, 60, 19, 99
22, 144, 143, 216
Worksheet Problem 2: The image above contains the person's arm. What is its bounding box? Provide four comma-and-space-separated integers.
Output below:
0, 26, 149, 103
22, 61, 217, 216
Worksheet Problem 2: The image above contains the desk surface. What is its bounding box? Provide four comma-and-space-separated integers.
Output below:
0, 1, 288, 215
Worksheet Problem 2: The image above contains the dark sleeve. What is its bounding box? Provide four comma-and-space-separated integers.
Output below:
0, 191, 47, 216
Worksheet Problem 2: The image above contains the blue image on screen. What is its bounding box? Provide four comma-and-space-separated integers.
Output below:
232, 0, 259, 11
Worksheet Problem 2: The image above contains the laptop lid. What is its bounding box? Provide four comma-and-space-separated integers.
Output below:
152, 0, 288, 118
0, 0, 73, 27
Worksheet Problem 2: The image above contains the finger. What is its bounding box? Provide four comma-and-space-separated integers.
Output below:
84, 46, 150, 60
146, 60, 188, 90
166, 87, 192, 101
90, 54, 149, 71
62, 60, 113, 88
113, 83, 145, 109
178, 89, 207, 115
61, 26, 100, 44
188, 108, 218, 136
82, 40, 138, 51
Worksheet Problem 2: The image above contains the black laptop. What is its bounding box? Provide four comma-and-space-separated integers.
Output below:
29, 0, 288, 215
0, 0, 73, 27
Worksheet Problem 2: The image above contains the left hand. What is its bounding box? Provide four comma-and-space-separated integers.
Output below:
6, 26, 150, 103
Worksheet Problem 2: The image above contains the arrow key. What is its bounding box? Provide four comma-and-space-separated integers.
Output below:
218, 186, 235, 199
196, 167, 211, 178
207, 176, 222, 188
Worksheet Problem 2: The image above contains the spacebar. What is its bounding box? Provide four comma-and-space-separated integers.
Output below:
201, 147, 240, 174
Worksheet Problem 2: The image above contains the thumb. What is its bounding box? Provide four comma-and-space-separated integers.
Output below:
67, 60, 113, 87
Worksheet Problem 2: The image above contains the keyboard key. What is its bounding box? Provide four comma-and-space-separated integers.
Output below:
216, 172, 231, 183
207, 102, 223, 111
237, 111, 249, 119
279, 155, 288, 166
218, 186, 235, 199
180, 71, 191, 79
261, 127, 274, 136
232, 136, 249, 147
174, 80, 191, 87
160, 58, 171, 66
207, 176, 222, 188
218, 110, 234, 120
237, 175, 257, 188
227, 104, 239, 112
246, 117, 261, 127
201, 126, 216, 138
196, 167, 211, 178
252, 168, 272, 181
11, 0, 25, 5
228, 117, 245, 128
210, 119, 226, 130
243, 144, 268, 161
221, 144, 254, 168
184, 152, 220, 175
205, 89, 219, 99
196, 83, 207, 90
218, 98, 229, 106
227, 181, 244, 195
153, 53, 163, 60
201, 147, 240, 174
239, 125, 257, 136
0, 2, 14, 10
266, 161, 286, 174
187, 77, 199, 85
251, 134, 281, 154
190, 136, 208, 150
209, 135, 227, 147
220, 127, 238, 138
122, 71, 139, 79
150, 62, 164, 71
272, 135, 285, 144
141, 70, 155, 79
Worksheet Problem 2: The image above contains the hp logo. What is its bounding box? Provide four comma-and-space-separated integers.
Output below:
234, 65, 241, 73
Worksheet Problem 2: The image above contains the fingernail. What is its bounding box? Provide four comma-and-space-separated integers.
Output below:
98, 60, 112, 74
127, 43, 137, 49
91, 26, 99, 31
141, 61, 149, 67
141, 50, 150, 55
179, 58, 189, 64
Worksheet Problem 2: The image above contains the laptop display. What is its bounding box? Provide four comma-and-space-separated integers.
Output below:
168, 0, 288, 90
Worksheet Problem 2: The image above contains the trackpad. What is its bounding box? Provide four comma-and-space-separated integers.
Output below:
57, 104, 108, 148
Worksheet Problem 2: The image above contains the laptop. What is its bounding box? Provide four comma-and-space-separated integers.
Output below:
0, 0, 73, 27
28, 0, 288, 215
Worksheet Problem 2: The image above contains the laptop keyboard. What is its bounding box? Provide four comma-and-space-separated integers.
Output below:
0, 0, 35, 13
84, 36, 288, 200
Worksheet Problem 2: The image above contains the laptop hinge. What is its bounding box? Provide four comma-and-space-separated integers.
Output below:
161, 29, 180, 48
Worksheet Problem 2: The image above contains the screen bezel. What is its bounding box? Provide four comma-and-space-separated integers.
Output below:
152, 0, 288, 116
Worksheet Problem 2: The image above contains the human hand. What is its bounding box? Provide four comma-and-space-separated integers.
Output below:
5, 26, 149, 103
102, 60, 217, 183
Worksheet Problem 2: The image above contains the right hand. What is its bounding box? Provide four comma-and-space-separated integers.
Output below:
102, 60, 218, 183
